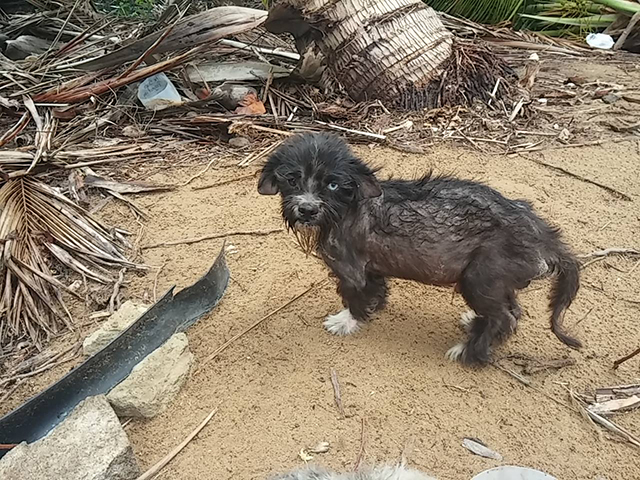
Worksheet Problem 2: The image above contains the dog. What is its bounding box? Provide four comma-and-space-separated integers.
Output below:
268, 463, 436, 480
257, 132, 581, 365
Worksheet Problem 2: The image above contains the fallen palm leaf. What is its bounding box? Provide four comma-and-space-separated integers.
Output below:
0, 177, 140, 354
70, 7, 268, 71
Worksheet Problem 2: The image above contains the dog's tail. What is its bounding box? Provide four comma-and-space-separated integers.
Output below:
547, 250, 582, 349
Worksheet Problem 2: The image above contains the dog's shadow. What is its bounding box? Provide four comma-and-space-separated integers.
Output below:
325, 281, 467, 363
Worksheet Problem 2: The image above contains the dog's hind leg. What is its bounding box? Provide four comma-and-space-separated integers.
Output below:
506, 291, 522, 335
446, 252, 515, 365
324, 273, 387, 336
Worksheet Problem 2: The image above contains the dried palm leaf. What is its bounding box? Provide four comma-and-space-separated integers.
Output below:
0, 176, 142, 354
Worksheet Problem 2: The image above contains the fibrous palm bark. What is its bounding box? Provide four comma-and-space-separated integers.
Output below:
266, 0, 513, 109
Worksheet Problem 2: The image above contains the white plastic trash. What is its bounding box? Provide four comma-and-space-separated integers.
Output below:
137, 72, 182, 111
472, 466, 557, 480
586, 33, 614, 50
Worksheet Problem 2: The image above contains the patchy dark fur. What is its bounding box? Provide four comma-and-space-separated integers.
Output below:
258, 132, 581, 365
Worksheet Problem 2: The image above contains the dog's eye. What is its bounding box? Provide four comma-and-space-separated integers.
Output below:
287, 178, 297, 187
327, 182, 339, 191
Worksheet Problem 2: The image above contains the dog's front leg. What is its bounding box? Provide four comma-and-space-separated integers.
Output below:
324, 263, 387, 336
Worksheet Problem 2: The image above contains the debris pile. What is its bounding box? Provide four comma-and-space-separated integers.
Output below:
0, 0, 638, 376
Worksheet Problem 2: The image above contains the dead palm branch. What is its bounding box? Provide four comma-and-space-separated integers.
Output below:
0, 4, 274, 358
0, 96, 143, 356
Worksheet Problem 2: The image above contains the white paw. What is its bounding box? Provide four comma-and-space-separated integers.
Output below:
445, 342, 467, 362
323, 309, 360, 336
459, 310, 476, 329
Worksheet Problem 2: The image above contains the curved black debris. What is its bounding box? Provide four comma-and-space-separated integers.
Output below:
0, 244, 229, 457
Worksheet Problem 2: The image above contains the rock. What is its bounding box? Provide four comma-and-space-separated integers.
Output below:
601, 93, 621, 104
3, 35, 52, 60
107, 333, 193, 418
0, 395, 140, 480
229, 136, 251, 148
83, 301, 149, 356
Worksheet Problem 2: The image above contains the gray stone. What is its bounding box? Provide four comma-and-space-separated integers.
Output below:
3, 35, 52, 60
83, 300, 149, 356
602, 93, 621, 104
107, 332, 193, 418
229, 136, 251, 148
0, 395, 140, 480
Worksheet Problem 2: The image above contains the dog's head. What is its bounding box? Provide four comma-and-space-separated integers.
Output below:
257, 133, 381, 230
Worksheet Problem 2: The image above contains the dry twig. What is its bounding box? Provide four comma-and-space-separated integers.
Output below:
143, 228, 283, 249
136, 408, 218, 480
200, 279, 328, 367
521, 156, 633, 201
330, 368, 346, 419
614, 347, 640, 369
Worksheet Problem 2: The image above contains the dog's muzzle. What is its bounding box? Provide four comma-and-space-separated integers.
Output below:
296, 202, 319, 223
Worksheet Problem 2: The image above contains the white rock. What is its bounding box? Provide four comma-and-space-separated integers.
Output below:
82, 301, 149, 356
0, 395, 140, 480
107, 333, 193, 418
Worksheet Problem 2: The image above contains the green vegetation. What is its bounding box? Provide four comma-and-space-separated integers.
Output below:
95, 0, 157, 18
424, 0, 640, 38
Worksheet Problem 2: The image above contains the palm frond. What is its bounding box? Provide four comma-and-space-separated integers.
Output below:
0, 176, 141, 354
425, 0, 525, 24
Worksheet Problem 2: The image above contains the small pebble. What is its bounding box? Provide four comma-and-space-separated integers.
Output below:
229, 136, 251, 148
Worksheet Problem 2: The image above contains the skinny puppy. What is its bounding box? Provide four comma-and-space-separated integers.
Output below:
257, 132, 581, 365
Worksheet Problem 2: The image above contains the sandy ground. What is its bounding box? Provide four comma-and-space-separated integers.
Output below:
96, 140, 637, 480
3, 60, 640, 480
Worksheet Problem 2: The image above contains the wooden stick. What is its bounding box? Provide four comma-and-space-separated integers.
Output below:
614, 346, 640, 369
614, 11, 640, 50
118, 10, 184, 80
192, 173, 258, 191
143, 228, 283, 249
521, 156, 633, 201
136, 408, 218, 480
109, 268, 126, 314
330, 368, 346, 419
153, 262, 167, 303
180, 158, 217, 187
200, 279, 328, 367
578, 248, 640, 259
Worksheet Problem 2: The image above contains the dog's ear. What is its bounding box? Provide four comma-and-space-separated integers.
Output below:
357, 174, 382, 198
258, 168, 279, 195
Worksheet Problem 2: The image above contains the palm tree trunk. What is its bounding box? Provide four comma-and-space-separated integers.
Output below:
266, 0, 512, 109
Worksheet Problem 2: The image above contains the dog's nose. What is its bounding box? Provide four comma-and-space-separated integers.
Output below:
298, 203, 319, 219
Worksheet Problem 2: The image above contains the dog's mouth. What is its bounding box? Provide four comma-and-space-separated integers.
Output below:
291, 223, 320, 256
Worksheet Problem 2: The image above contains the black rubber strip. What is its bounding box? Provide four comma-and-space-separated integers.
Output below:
0, 244, 229, 457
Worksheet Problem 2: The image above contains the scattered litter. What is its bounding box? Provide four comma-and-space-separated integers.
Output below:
586, 33, 614, 50
462, 437, 503, 461
138, 73, 182, 111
